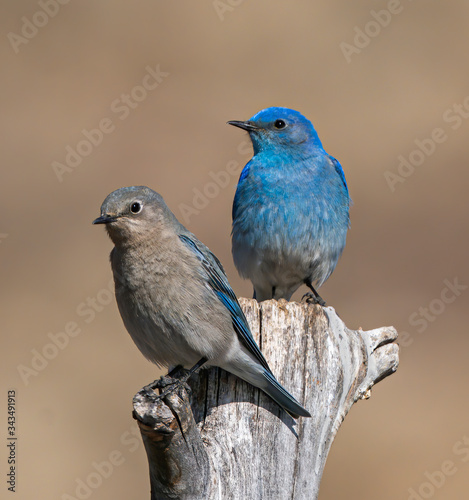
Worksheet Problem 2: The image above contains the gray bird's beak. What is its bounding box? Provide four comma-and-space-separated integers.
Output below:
92, 215, 118, 225
227, 120, 259, 132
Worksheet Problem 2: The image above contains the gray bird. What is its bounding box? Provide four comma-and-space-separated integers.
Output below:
93, 186, 310, 419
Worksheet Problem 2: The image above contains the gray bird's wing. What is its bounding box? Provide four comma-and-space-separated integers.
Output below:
179, 234, 272, 373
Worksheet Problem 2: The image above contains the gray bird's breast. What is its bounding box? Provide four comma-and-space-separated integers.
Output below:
110, 246, 236, 369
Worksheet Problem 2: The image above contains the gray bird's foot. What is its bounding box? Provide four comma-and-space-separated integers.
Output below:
143, 372, 192, 401
141, 358, 206, 402
301, 292, 326, 307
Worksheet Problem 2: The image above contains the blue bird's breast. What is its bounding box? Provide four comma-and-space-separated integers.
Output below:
232, 151, 350, 289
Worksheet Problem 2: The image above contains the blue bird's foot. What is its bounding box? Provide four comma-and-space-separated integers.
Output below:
301, 292, 326, 307
303, 280, 326, 306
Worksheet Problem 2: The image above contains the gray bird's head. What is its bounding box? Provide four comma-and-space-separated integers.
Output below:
93, 186, 176, 245
228, 106, 323, 155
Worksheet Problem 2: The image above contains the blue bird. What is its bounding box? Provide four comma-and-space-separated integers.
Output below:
229, 107, 351, 304
93, 186, 310, 419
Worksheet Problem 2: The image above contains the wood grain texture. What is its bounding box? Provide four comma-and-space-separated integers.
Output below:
133, 299, 399, 499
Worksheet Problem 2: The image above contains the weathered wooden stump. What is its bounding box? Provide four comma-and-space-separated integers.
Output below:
133, 299, 399, 500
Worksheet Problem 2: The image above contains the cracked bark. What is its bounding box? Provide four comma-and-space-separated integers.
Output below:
133, 299, 399, 499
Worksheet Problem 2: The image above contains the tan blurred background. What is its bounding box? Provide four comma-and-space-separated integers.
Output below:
1, 1, 469, 498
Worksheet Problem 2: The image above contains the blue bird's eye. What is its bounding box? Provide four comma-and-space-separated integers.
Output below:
274, 119, 287, 130
130, 202, 142, 214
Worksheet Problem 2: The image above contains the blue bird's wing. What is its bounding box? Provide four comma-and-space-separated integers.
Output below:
179, 234, 271, 373
232, 160, 252, 220
328, 155, 349, 193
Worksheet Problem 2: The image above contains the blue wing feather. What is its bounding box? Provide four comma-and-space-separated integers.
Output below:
328, 155, 348, 193
232, 161, 252, 220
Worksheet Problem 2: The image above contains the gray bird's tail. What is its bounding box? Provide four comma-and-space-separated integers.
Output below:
261, 370, 311, 419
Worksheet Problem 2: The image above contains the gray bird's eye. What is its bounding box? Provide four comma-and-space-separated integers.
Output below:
130, 202, 143, 214
274, 119, 287, 130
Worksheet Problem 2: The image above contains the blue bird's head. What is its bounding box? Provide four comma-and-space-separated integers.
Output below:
228, 107, 323, 155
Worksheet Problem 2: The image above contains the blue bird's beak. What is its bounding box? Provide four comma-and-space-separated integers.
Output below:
92, 215, 118, 225
227, 120, 259, 132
